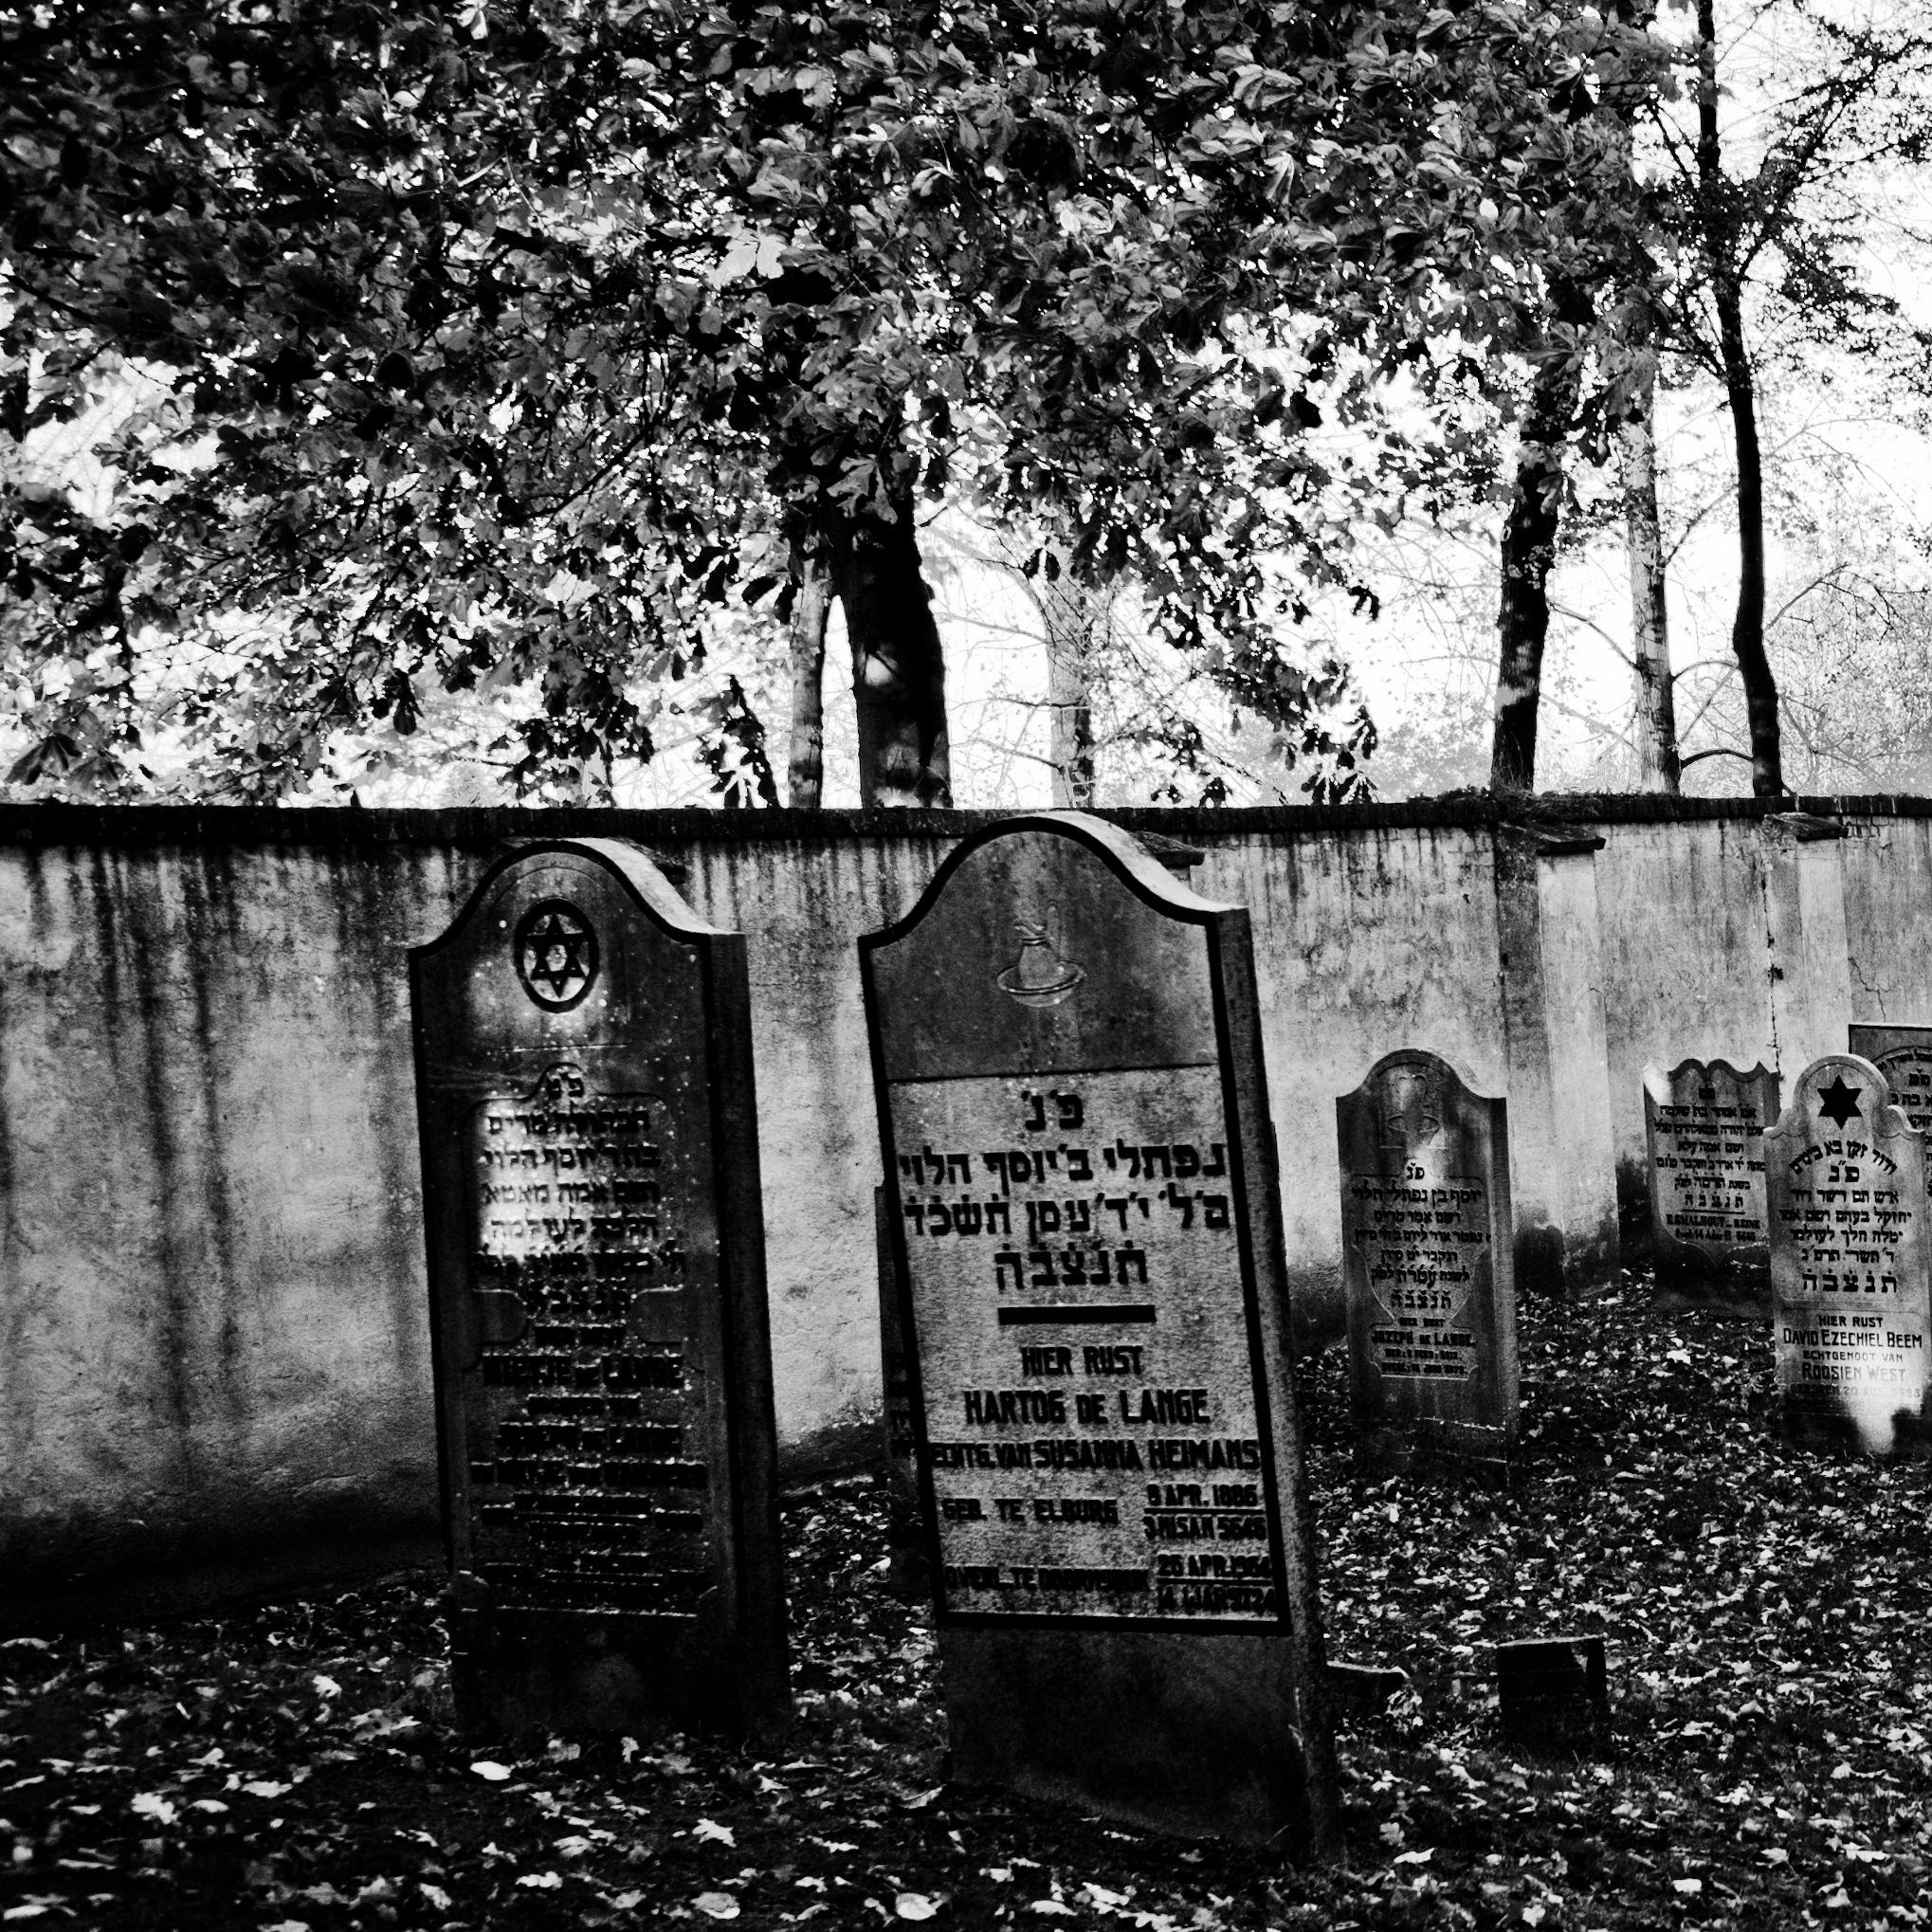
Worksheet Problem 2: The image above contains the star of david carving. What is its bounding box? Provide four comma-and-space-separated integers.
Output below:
1815, 1074, 1863, 1129
513, 900, 598, 1012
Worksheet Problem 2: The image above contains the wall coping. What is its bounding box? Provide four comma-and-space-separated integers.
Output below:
0, 792, 1919, 848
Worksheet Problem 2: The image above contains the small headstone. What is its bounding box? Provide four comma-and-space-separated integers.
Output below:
410, 838, 789, 1740
1642, 1059, 1779, 1279
861, 811, 1337, 1852
1765, 1053, 1932, 1454
1337, 1051, 1519, 1461
875, 1185, 928, 1599
1850, 1025, 1932, 1162
1496, 1636, 1608, 1750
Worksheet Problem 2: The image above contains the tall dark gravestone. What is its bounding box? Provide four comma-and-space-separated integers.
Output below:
861, 813, 1337, 1853
1641, 1059, 1779, 1280
410, 839, 789, 1741
1765, 1053, 1932, 1454
1337, 1051, 1519, 1461
1849, 1025, 1932, 1162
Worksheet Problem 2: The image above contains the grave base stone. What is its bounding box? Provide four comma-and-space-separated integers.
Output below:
1497, 1636, 1609, 1751
1326, 1662, 1412, 1722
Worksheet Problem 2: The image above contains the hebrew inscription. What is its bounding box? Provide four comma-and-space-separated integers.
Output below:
892, 1066, 1275, 1623
1767, 1053, 1932, 1452
461, 1061, 706, 1614
1643, 1060, 1777, 1269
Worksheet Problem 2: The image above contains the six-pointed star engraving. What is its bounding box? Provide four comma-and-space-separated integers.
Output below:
523, 910, 590, 999
1815, 1074, 1863, 1129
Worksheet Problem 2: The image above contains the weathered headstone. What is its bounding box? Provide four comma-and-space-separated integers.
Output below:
861, 811, 1337, 1852
1337, 1051, 1519, 1461
410, 838, 789, 1740
1765, 1053, 1932, 1454
1641, 1059, 1779, 1279
1850, 1025, 1932, 1160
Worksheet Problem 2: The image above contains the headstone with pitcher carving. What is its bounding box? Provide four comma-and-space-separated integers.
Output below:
410, 838, 789, 1741
860, 811, 1337, 1853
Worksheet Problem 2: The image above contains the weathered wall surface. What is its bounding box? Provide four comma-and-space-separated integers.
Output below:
3, 794, 1926, 1628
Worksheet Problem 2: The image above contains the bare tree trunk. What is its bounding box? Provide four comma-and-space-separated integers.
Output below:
785, 544, 831, 808
828, 492, 952, 808
1491, 309, 1587, 793
1041, 547, 1099, 808
1697, 0, 1783, 796
1618, 352, 1682, 793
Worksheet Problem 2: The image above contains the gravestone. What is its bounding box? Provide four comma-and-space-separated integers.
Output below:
1764, 1052, 1932, 1454
1849, 1025, 1932, 1161
410, 838, 789, 1740
1641, 1060, 1779, 1279
861, 811, 1337, 1852
1337, 1051, 1519, 1461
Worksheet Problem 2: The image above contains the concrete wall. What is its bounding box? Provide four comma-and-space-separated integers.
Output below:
5, 794, 1928, 1628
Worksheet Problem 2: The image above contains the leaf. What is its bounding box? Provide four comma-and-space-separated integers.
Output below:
470, 1761, 513, 1782
896, 1896, 939, 1922
692, 1819, 736, 1846
516, 1872, 564, 1890
694, 1894, 741, 1920
130, 1793, 178, 1825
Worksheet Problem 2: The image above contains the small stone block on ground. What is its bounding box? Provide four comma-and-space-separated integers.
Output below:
1496, 1635, 1609, 1749
1326, 1661, 1410, 1721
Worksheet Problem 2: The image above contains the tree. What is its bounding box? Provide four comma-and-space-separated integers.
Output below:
3, 0, 1692, 808
1649, 0, 1932, 795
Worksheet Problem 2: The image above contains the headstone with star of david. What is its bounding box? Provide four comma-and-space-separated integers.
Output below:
1337, 1049, 1520, 1462
1764, 1052, 1932, 1454
410, 838, 790, 1741
860, 811, 1338, 1854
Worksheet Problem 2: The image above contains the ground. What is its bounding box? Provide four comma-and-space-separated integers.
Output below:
5, 1278, 1930, 1931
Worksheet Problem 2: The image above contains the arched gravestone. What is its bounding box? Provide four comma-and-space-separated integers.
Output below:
1766, 1053, 1932, 1454
1337, 1051, 1518, 1461
861, 812, 1337, 1853
410, 839, 789, 1741
1642, 1060, 1779, 1279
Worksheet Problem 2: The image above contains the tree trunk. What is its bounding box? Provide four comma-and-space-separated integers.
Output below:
1490, 306, 1588, 793
1698, 0, 1783, 796
1618, 350, 1681, 793
785, 544, 832, 808
1041, 548, 1099, 808
828, 492, 952, 808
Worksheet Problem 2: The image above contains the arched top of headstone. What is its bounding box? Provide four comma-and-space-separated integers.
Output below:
862, 811, 1243, 1084
417, 836, 726, 965
1767, 1052, 1918, 1151
411, 839, 733, 1066
1338, 1048, 1503, 1166
1642, 1056, 1778, 1104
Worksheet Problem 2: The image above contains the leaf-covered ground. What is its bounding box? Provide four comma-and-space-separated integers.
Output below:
6, 1278, 1932, 1930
